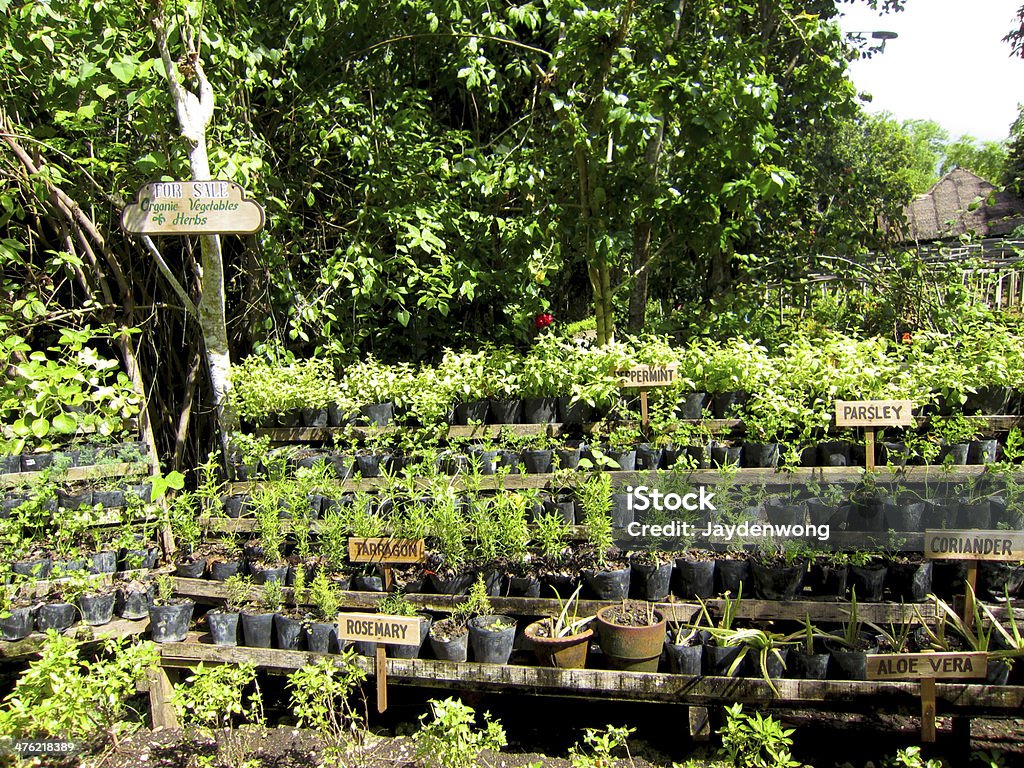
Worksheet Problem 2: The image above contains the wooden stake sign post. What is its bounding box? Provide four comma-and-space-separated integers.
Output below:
347, 537, 426, 712
925, 529, 1024, 630
834, 400, 914, 470
867, 651, 987, 741
337, 612, 421, 713
616, 365, 678, 429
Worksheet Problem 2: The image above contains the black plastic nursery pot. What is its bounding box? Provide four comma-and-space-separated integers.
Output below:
275, 613, 306, 651
604, 448, 637, 471
521, 449, 553, 474
488, 398, 522, 424
583, 566, 631, 601
523, 396, 558, 424
791, 651, 830, 680
557, 396, 591, 424
634, 443, 663, 471
388, 614, 433, 659
825, 632, 880, 681
746, 648, 789, 681
978, 561, 1024, 601
240, 611, 275, 648
807, 562, 848, 598
848, 563, 887, 603
251, 564, 289, 585
506, 574, 541, 597
675, 557, 716, 600
430, 625, 469, 662
118, 586, 152, 620
712, 391, 748, 419
78, 592, 116, 626
703, 644, 743, 676
885, 560, 933, 603
678, 391, 709, 420
715, 558, 749, 596
307, 621, 339, 654
149, 601, 195, 643
710, 444, 742, 468
35, 602, 77, 632
664, 638, 703, 675
0, 606, 33, 641
175, 558, 207, 579
629, 559, 672, 601
742, 442, 779, 469
429, 571, 475, 595
209, 559, 243, 581
454, 399, 489, 425
359, 402, 394, 427
13, 557, 52, 579
90, 550, 119, 574
750, 561, 805, 601
207, 610, 240, 646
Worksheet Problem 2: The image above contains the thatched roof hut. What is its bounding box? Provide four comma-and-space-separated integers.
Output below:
900, 168, 1024, 242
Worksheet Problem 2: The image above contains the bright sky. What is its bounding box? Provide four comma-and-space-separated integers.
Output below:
837, 0, 1024, 143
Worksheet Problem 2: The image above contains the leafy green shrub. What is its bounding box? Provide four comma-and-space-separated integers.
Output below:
0, 632, 158, 743
287, 652, 367, 763
568, 724, 635, 768
412, 697, 507, 768
172, 662, 263, 767
718, 703, 800, 768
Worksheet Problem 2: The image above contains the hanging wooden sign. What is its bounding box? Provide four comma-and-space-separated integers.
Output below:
834, 400, 914, 427
615, 365, 678, 388
121, 180, 265, 235
923, 529, 1024, 562
347, 538, 425, 564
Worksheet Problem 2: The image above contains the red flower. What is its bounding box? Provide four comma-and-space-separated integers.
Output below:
534, 312, 554, 329
901, 332, 912, 344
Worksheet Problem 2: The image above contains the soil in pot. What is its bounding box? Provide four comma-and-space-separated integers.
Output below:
524, 618, 592, 669
149, 600, 195, 643
429, 618, 469, 662
594, 601, 665, 672
207, 609, 240, 646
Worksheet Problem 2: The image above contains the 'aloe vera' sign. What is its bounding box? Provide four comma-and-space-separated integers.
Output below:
867, 652, 987, 680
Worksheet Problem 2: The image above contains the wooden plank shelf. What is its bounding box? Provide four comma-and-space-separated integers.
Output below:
226, 465, 1014, 496
0, 616, 150, 661
254, 415, 1024, 445
156, 638, 1024, 714
256, 420, 745, 444
1, 461, 152, 489
170, 578, 947, 624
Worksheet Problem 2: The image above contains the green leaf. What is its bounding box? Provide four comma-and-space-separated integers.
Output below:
30, 418, 50, 439
51, 412, 78, 433
95, 83, 115, 99
109, 57, 137, 84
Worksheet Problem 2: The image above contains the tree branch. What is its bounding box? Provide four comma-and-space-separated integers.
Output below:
140, 235, 199, 318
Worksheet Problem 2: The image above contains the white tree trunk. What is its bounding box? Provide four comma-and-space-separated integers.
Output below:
152, 15, 240, 454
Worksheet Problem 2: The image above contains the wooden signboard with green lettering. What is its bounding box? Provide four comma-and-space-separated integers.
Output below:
121, 180, 265, 235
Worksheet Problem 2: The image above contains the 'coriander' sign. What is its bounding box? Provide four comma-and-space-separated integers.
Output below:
348, 537, 425, 564
866, 652, 987, 680
616, 365, 678, 388
924, 529, 1024, 561
121, 180, 265, 235
337, 613, 421, 646
834, 400, 914, 428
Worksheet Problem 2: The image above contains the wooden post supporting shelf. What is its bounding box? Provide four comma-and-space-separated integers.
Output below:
616, 365, 677, 431
867, 651, 987, 742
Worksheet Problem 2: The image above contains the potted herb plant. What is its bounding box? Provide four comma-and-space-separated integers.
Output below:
148, 573, 195, 643
523, 585, 594, 669
241, 579, 282, 648
207, 573, 249, 646
594, 599, 666, 672
307, 569, 341, 654
465, 574, 518, 664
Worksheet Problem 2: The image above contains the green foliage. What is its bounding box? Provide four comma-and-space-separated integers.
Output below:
0, 632, 158, 741
568, 725, 634, 768
287, 652, 367, 763
412, 697, 507, 768
717, 703, 800, 768
172, 662, 263, 768
885, 745, 942, 768
310, 569, 342, 622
